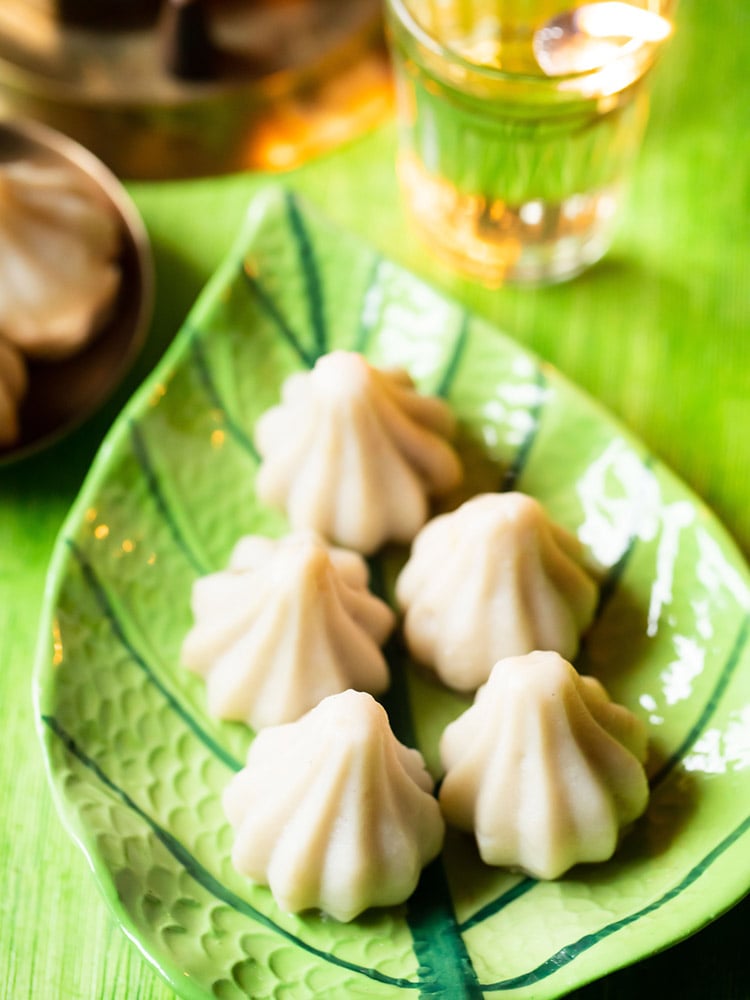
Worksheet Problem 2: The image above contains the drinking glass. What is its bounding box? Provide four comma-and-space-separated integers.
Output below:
385, 0, 674, 284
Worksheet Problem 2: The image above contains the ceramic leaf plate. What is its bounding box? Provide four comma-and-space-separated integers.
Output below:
35, 187, 750, 1000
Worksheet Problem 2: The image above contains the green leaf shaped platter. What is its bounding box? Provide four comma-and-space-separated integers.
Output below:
35, 187, 750, 1000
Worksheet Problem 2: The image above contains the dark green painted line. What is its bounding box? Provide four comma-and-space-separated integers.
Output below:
129, 421, 210, 577
406, 859, 485, 999
649, 612, 750, 790
500, 366, 547, 492
285, 191, 327, 360
241, 267, 316, 369
371, 555, 484, 999
66, 539, 242, 774
592, 454, 657, 621
378, 629, 419, 752
188, 333, 260, 462
590, 537, 634, 624
352, 253, 385, 354
368, 557, 414, 747
435, 312, 471, 400
575, 529, 644, 676
478, 809, 750, 991
458, 878, 537, 934
41, 715, 420, 991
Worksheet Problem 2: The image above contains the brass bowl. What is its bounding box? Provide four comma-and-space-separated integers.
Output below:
0, 0, 391, 179
0, 118, 154, 462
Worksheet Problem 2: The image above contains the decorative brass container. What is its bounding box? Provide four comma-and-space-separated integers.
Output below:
0, 118, 153, 460
0, 0, 392, 179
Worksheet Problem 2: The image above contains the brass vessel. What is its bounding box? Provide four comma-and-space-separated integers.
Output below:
0, 0, 392, 179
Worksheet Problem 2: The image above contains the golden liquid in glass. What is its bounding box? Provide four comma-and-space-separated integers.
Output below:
388, 0, 671, 283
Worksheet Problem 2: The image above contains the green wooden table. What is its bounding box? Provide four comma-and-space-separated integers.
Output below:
2, 0, 748, 996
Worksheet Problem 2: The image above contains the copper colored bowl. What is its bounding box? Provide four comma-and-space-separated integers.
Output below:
0, 0, 391, 179
0, 118, 154, 462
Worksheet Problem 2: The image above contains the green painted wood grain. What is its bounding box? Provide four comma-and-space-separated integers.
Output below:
2, 0, 749, 997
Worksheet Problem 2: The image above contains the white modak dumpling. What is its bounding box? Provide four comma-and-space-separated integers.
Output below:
182, 531, 395, 729
439, 651, 649, 879
224, 689, 445, 921
0, 337, 28, 447
254, 351, 463, 554
0, 160, 121, 360
396, 492, 598, 691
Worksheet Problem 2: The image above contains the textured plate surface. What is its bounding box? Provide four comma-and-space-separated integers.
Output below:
35, 187, 750, 1000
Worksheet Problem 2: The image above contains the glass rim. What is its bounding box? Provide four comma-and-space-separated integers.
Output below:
385, 0, 669, 87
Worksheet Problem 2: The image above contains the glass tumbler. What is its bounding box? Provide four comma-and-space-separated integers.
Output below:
385, 0, 673, 284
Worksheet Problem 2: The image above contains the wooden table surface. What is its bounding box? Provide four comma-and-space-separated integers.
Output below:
2, 0, 749, 996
